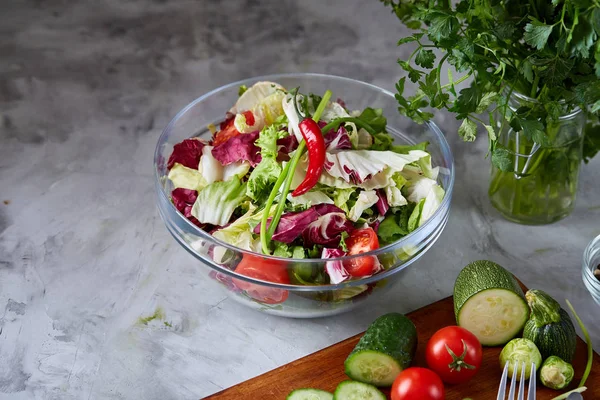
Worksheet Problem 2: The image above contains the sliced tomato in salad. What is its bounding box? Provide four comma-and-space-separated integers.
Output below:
343, 228, 380, 277
213, 118, 240, 146
233, 254, 290, 304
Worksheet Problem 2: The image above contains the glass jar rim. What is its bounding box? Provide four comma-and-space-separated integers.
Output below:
505, 88, 583, 120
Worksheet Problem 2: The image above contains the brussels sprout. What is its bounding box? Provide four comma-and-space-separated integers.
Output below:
499, 338, 543, 380
540, 356, 574, 390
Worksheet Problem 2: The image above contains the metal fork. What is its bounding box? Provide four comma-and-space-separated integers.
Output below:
496, 361, 536, 400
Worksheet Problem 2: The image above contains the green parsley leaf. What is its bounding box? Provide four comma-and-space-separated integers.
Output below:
238, 85, 248, 96
427, 11, 459, 41
458, 118, 477, 142
492, 147, 513, 171
524, 20, 554, 50
415, 49, 436, 68
484, 124, 497, 141
476, 92, 498, 113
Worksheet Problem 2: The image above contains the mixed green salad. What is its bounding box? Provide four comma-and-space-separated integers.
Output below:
166, 81, 445, 288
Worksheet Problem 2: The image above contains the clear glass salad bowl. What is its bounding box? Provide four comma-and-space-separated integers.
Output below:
154, 73, 455, 318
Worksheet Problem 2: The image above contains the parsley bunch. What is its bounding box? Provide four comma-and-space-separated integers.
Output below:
381, 0, 600, 169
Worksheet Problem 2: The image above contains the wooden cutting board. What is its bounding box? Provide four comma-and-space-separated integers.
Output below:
205, 281, 599, 400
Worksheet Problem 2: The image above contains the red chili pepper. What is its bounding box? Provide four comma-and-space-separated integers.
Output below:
291, 118, 326, 197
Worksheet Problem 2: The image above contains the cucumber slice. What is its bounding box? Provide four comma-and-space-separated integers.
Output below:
344, 313, 417, 386
333, 381, 386, 400
287, 388, 333, 400
454, 260, 529, 346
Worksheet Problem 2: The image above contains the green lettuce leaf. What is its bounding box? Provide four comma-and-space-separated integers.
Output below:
246, 158, 282, 203
348, 190, 379, 221
191, 178, 247, 226
408, 198, 425, 232
357, 107, 387, 133
167, 163, 207, 191
377, 204, 415, 245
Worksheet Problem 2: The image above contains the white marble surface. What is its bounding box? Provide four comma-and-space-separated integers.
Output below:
1, 0, 599, 399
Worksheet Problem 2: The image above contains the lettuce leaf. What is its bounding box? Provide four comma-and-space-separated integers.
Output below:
324, 150, 428, 184
167, 163, 207, 191
357, 107, 387, 133
287, 190, 334, 207
246, 158, 282, 203
212, 204, 271, 253
408, 198, 425, 232
419, 184, 445, 225
377, 204, 415, 245
191, 178, 247, 226
348, 190, 379, 221
255, 119, 288, 159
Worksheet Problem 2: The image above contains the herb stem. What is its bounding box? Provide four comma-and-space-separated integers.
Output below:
260, 162, 291, 253
530, 73, 540, 98
437, 54, 449, 94
565, 299, 592, 387
261, 90, 332, 252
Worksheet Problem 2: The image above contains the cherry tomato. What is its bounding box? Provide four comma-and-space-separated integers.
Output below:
391, 367, 445, 400
425, 326, 483, 384
232, 254, 290, 304
213, 118, 240, 146
343, 228, 379, 277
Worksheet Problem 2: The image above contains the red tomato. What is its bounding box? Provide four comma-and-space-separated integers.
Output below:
343, 228, 379, 277
391, 367, 445, 400
425, 326, 483, 384
232, 254, 290, 304
242, 110, 255, 126
213, 118, 240, 146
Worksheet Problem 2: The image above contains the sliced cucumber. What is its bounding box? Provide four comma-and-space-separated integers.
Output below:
344, 313, 417, 386
287, 388, 333, 400
454, 260, 529, 346
333, 381, 386, 400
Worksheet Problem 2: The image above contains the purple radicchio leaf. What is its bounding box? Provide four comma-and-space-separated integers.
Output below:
253, 204, 345, 244
171, 188, 203, 227
302, 212, 354, 246
167, 138, 206, 170
211, 131, 262, 167
324, 125, 352, 152
276, 134, 298, 162
321, 248, 349, 284
375, 189, 389, 215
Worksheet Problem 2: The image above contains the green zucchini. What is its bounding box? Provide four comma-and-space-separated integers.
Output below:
540, 356, 574, 390
453, 260, 529, 346
287, 388, 334, 400
344, 313, 417, 386
522, 289, 577, 362
333, 381, 386, 400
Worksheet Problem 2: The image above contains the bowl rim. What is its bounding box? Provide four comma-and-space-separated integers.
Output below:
154, 72, 455, 290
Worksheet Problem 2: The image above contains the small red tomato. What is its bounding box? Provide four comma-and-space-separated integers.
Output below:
425, 326, 483, 384
213, 118, 240, 146
232, 254, 290, 304
391, 367, 445, 400
343, 228, 379, 277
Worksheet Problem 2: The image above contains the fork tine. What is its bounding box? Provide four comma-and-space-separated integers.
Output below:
517, 362, 526, 400
497, 362, 509, 400
527, 363, 536, 400
507, 361, 518, 400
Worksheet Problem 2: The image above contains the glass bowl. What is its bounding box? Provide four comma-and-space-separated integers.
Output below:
582, 234, 600, 306
154, 73, 455, 318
